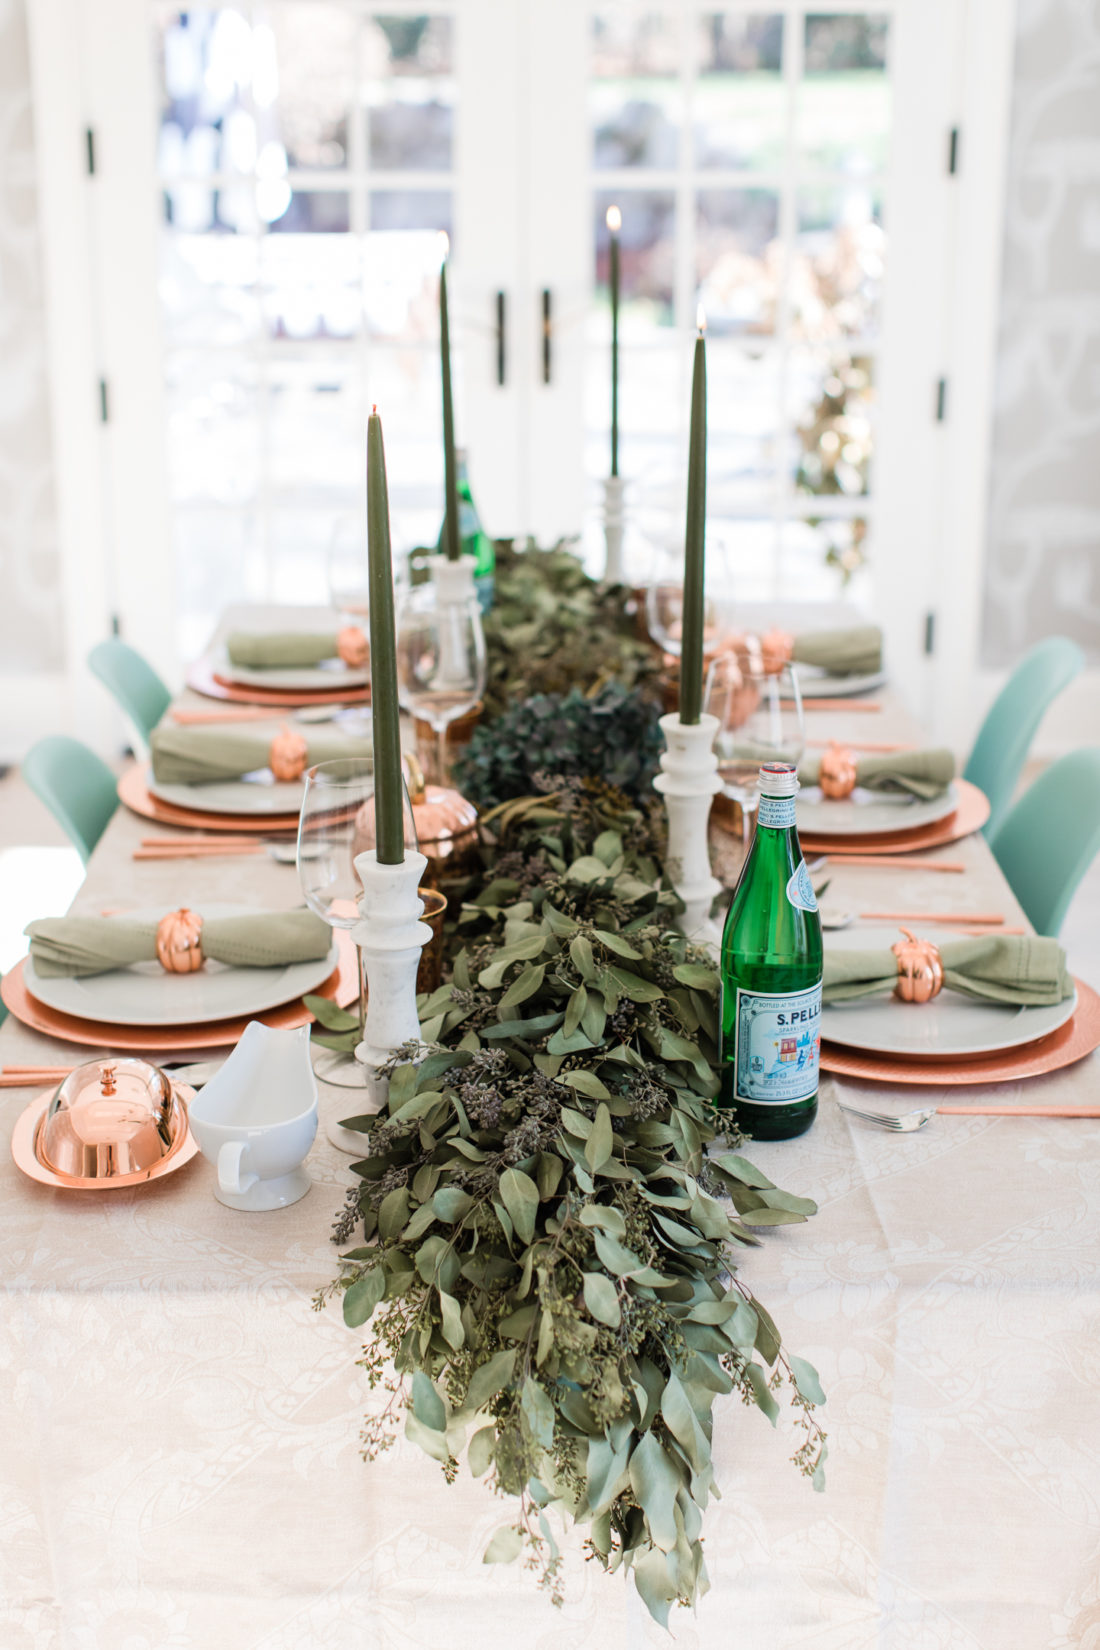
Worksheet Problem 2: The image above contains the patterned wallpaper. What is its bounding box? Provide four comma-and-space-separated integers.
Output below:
982, 0, 1100, 666
0, 0, 63, 675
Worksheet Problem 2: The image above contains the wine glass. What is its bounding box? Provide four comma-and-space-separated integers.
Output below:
644, 535, 728, 661
396, 583, 487, 787
297, 756, 418, 1088
706, 649, 805, 859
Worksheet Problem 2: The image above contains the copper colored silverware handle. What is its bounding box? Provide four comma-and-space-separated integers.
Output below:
937, 1105, 1100, 1117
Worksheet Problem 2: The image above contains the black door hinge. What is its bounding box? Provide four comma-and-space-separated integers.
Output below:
98, 378, 109, 423
947, 126, 960, 175
924, 612, 936, 656
85, 127, 96, 175
935, 378, 947, 422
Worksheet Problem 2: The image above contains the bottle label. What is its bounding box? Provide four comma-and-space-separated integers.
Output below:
732, 982, 822, 1103
786, 860, 818, 912
757, 794, 796, 829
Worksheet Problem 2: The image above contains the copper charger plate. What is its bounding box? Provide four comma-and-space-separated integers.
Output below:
11, 1083, 200, 1191
0, 930, 358, 1053
820, 978, 1100, 1086
187, 657, 369, 708
117, 764, 301, 835
799, 779, 990, 856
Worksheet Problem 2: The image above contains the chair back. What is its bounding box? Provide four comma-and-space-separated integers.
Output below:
88, 638, 171, 753
964, 637, 1084, 838
22, 736, 119, 864
990, 747, 1100, 936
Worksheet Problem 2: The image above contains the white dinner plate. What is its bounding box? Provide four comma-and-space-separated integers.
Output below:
822, 928, 1078, 1057
147, 769, 305, 817
797, 782, 957, 838
796, 668, 887, 699
25, 904, 338, 1027
215, 649, 368, 691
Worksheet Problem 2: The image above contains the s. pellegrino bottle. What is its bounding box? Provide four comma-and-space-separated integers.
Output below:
439, 449, 495, 612
719, 761, 822, 1140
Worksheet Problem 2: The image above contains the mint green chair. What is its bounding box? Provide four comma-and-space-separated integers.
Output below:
88, 638, 171, 753
990, 748, 1100, 936
22, 737, 119, 864
964, 637, 1084, 838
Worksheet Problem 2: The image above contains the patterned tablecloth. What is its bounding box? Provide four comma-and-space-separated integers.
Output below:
1, 643, 1098, 1649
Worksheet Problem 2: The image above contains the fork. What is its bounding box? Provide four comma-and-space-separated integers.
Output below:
836, 1100, 936, 1131
837, 1099, 1100, 1130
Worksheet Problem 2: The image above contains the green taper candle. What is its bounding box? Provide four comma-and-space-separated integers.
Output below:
607, 204, 621, 477
367, 407, 404, 864
679, 311, 707, 725
440, 254, 461, 561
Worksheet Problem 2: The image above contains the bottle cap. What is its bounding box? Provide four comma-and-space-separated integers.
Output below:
758, 761, 799, 798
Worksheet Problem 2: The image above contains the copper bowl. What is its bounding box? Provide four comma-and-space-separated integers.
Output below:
36, 1057, 185, 1186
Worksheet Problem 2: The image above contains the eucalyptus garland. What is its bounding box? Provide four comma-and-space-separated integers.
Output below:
318, 782, 826, 1625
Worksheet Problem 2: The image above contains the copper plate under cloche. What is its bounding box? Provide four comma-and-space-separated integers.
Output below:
11, 1063, 199, 1192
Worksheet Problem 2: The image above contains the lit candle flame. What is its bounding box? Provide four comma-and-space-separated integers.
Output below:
438, 230, 450, 264
606, 204, 622, 234
696, 303, 707, 336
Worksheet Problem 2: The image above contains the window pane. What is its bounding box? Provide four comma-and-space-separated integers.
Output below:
696, 188, 780, 335
270, 3, 356, 169
695, 13, 786, 170
794, 186, 884, 341
268, 357, 364, 492
267, 190, 351, 233
366, 16, 455, 170
161, 235, 260, 349
799, 14, 890, 174
594, 189, 676, 328
707, 346, 780, 505
790, 352, 875, 498
165, 353, 261, 504
781, 515, 869, 593
260, 235, 361, 341
361, 224, 450, 343
592, 12, 682, 168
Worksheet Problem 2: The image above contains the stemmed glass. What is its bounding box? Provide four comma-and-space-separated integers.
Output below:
296, 756, 418, 1088
396, 583, 487, 787
706, 649, 805, 859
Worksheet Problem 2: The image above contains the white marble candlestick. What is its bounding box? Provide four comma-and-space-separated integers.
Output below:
426, 552, 477, 687
602, 475, 626, 584
345, 848, 432, 1124
653, 711, 723, 953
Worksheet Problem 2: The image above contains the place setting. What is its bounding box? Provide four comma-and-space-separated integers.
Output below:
186, 607, 373, 708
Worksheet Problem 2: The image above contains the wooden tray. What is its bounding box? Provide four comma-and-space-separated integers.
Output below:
187, 656, 370, 708
118, 765, 300, 835
799, 779, 990, 855
0, 932, 357, 1053
820, 979, 1100, 1086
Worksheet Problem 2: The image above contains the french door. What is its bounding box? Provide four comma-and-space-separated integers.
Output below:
22, 0, 1014, 749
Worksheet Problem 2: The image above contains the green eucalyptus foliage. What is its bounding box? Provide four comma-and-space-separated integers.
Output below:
478, 540, 658, 722
456, 681, 665, 812
322, 784, 826, 1625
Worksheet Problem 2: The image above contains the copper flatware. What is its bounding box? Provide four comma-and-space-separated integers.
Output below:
140, 835, 264, 848
859, 911, 1005, 926
785, 699, 882, 713
806, 739, 911, 752
822, 855, 966, 872
171, 707, 276, 725
133, 845, 265, 861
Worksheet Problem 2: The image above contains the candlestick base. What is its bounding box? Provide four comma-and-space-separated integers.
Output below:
603, 476, 626, 584
653, 712, 723, 953
351, 849, 432, 1106
428, 552, 477, 605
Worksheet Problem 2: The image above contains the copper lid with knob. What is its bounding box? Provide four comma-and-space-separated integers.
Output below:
35, 1057, 188, 1186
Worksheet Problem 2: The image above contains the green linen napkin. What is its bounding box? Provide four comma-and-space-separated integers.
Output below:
26, 909, 333, 979
823, 934, 1073, 1007
225, 631, 362, 669
792, 625, 882, 677
799, 747, 956, 801
149, 725, 370, 787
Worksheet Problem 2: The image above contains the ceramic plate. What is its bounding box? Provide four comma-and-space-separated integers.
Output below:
25, 904, 338, 1028
797, 669, 887, 699
217, 652, 368, 691
798, 782, 958, 838
821, 927, 1079, 1057
147, 769, 307, 817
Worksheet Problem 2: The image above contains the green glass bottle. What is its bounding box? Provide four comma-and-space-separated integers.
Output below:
719, 761, 823, 1140
439, 449, 495, 612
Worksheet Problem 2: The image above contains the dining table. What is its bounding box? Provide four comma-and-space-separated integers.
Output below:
1, 603, 1097, 1650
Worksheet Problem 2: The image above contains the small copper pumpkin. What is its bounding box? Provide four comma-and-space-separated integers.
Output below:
336, 625, 368, 669
892, 927, 944, 1004
819, 742, 858, 799
758, 627, 794, 676
155, 908, 204, 974
269, 725, 309, 781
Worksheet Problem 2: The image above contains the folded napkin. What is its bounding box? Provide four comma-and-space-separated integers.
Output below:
799, 747, 956, 801
225, 631, 362, 669
150, 725, 370, 786
26, 909, 333, 979
793, 625, 882, 677
823, 934, 1073, 1007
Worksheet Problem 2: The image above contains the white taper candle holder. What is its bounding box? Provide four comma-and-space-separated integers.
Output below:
426, 553, 477, 688
653, 711, 723, 953
602, 475, 626, 584
344, 849, 432, 1124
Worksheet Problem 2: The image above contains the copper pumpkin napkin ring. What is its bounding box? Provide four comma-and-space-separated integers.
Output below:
156, 908, 205, 974
269, 725, 309, 780
892, 927, 944, 1003
759, 626, 794, 675
819, 742, 858, 799
336, 625, 368, 668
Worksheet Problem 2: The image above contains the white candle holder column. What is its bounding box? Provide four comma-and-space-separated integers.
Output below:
653, 712, 723, 954
338, 849, 432, 1136
602, 476, 626, 584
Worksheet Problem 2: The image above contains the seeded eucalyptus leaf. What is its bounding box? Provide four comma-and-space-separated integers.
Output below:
468, 1425, 496, 1478
582, 1272, 621, 1328
789, 1355, 827, 1407
466, 1347, 517, 1412
304, 994, 359, 1031
483, 1525, 524, 1564
342, 1267, 385, 1328
498, 1167, 539, 1245
411, 1370, 447, 1432
564, 1070, 610, 1102
521, 1376, 555, 1450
